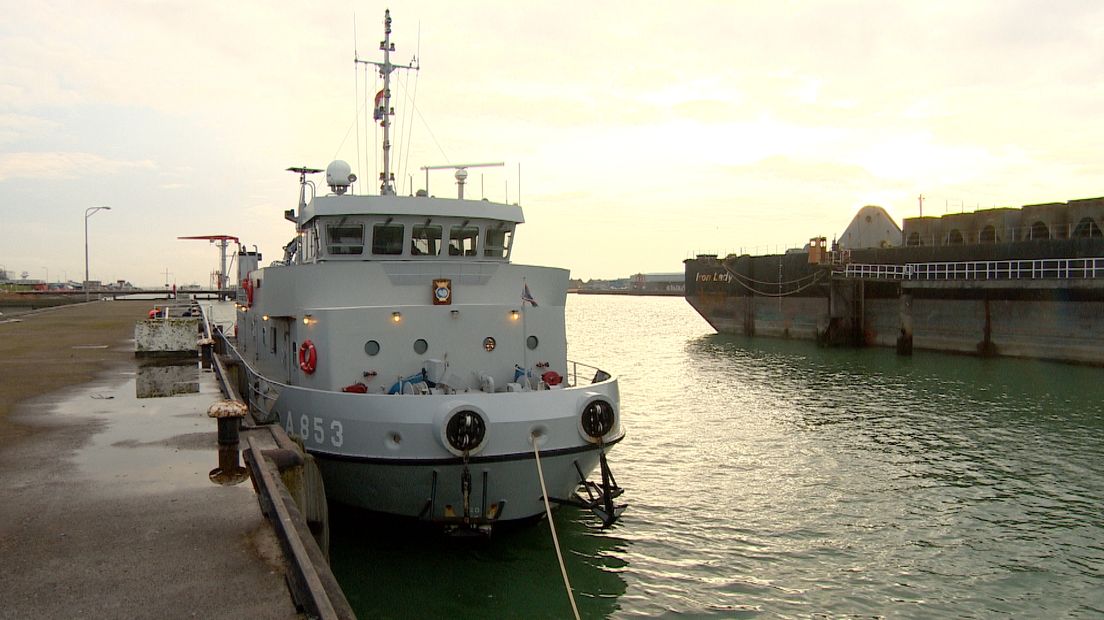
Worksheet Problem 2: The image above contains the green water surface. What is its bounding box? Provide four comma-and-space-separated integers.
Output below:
330, 295, 1104, 618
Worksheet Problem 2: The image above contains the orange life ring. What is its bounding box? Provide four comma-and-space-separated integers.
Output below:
298, 340, 317, 374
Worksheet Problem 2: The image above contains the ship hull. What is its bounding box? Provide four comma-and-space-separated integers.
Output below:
240, 365, 622, 523
686, 239, 1104, 364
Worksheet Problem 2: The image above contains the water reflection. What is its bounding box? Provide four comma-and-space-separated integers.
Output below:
329, 506, 629, 619
136, 358, 199, 398
677, 331, 1104, 616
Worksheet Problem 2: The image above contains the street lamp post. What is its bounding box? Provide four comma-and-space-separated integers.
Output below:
84, 206, 111, 301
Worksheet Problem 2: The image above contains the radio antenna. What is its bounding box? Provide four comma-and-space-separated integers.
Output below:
355, 10, 419, 195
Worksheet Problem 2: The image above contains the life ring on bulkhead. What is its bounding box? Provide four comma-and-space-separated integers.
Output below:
541, 370, 563, 386
298, 340, 318, 374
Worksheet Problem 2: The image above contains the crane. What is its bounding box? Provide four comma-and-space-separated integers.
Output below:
178, 235, 240, 299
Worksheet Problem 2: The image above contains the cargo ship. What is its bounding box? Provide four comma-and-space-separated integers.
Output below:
685, 197, 1104, 364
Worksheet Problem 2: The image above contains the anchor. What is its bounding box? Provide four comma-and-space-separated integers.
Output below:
426, 410, 503, 536
548, 398, 626, 527
550, 440, 626, 528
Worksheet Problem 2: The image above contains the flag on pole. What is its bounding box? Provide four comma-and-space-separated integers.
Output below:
522, 283, 538, 307
373, 89, 386, 121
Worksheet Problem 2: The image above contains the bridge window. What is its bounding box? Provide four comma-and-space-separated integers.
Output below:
448, 225, 479, 257
484, 226, 513, 258
372, 223, 405, 255
947, 229, 964, 245
1073, 217, 1102, 238
327, 225, 364, 255
906, 232, 921, 246
1030, 221, 1049, 240
980, 225, 996, 243
411, 225, 443, 256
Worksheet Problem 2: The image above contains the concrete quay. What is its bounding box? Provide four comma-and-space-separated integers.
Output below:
0, 301, 318, 618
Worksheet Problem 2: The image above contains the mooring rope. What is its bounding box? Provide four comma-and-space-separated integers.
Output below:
723, 266, 828, 297
531, 436, 581, 620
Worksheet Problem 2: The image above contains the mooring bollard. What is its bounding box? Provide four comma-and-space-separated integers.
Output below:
198, 336, 215, 368
207, 399, 248, 445
210, 445, 249, 486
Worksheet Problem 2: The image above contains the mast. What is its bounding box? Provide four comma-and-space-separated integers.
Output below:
356, 9, 418, 196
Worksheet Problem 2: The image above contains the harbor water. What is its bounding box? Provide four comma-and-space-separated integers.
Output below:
328, 294, 1104, 618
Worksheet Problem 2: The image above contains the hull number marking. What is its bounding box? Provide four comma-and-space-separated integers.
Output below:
285, 411, 344, 448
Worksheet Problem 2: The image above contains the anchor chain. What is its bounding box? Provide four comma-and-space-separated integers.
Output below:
461, 449, 472, 523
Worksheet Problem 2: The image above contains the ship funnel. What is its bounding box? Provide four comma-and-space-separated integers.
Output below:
326, 160, 357, 195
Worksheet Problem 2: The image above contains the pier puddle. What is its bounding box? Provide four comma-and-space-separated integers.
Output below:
136, 357, 200, 398
41, 358, 255, 498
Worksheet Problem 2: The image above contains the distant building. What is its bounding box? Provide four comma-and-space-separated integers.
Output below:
630, 273, 685, 293
902, 197, 1104, 246
579, 278, 630, 291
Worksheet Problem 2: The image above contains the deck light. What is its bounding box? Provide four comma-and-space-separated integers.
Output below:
510, 310, 520, 321
392, 311, 402, 323
262, 315, 269, 321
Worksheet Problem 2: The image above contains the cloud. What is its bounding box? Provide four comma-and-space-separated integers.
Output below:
0, 113, 59, 145
0, 152, 156, 181
724, 155, 878, 186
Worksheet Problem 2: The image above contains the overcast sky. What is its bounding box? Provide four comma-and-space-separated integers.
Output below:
2, 1, 1102, 286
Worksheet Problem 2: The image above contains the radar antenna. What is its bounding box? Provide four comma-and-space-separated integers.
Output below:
286, 166, 324, 221
356, 9, 419, 196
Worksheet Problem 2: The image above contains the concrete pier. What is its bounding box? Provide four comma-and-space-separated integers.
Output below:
0, 301, 323, 617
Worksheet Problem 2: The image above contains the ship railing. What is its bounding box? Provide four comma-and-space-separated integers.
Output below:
203, 319, 283, 422
566, 360, 613, 388
844, 257, 1104, 281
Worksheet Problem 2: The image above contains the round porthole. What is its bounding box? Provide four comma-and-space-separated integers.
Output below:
364, 340, 380, 356
413, 338, 428, 354
483, 337, 496, 352
526, 335, 539, 350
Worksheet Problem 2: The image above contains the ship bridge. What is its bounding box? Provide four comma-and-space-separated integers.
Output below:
296, 194, 524, 264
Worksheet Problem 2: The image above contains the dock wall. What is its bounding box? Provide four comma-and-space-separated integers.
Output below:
686, 291, 1104, 364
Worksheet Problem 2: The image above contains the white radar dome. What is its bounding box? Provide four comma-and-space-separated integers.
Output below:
326, 160, 356, 195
